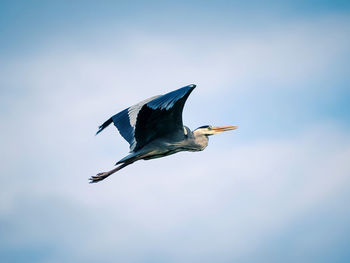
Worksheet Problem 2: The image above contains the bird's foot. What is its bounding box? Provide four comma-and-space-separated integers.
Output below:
89, 172, 110, 183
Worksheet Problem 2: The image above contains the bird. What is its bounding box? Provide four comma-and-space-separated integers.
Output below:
90, 84, 237, 183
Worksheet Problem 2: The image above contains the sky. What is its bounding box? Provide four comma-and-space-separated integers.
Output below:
1, 1, 350, 262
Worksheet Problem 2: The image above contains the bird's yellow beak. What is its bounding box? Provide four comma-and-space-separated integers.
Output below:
211, 125, 238, 134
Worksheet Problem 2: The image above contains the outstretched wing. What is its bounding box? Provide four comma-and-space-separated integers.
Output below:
96, 84, 196, 152
96, 95, 160, 145
133, 84, 196, 151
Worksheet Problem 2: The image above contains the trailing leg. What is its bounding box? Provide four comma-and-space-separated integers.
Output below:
89, 162, 132, 183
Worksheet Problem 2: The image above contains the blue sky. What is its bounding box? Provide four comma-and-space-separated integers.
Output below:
1, 1, 350, 263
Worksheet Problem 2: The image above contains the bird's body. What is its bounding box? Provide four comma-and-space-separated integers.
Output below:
90, 84, 236, 183
117, 126, 207, 163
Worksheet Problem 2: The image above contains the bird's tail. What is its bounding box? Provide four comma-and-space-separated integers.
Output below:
96, 117, 113, 135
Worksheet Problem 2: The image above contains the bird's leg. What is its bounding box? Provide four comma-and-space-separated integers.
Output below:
89, 162, 132, 183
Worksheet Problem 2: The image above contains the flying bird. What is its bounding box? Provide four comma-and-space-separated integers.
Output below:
90, 84, 237, 183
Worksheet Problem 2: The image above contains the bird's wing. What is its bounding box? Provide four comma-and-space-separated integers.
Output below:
132, 84, 196, 151
96, 95, 161, 145
96, 84, 196, 152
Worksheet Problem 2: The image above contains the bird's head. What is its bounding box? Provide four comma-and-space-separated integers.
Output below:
193, 125, 237, 137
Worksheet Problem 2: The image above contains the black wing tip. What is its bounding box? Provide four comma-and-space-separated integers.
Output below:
95, 126, 103, 135
181, 84, 196, 94
182, 84, 196, 97
95, 117, 113, 136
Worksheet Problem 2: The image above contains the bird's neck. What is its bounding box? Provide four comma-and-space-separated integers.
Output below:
193, 133, 209, 151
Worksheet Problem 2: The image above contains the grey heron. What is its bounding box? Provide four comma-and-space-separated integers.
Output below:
90, 84, 237, 183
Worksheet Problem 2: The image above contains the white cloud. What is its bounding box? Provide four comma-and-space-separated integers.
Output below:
2, 14, 349, 100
